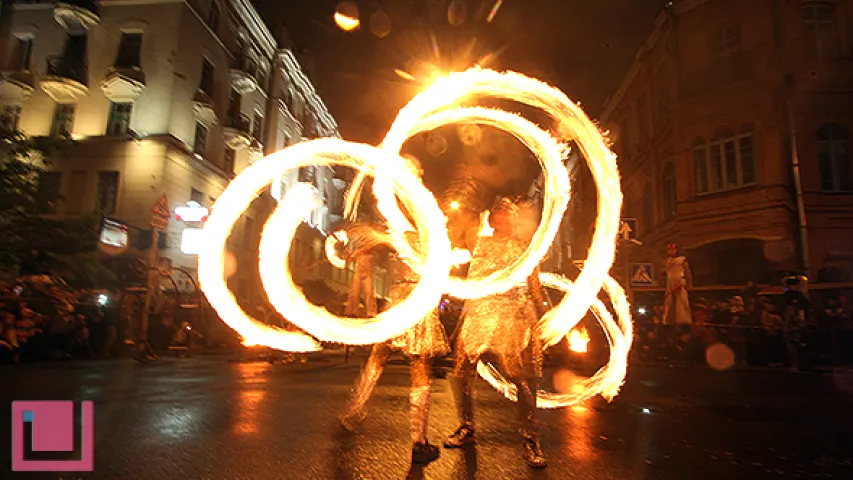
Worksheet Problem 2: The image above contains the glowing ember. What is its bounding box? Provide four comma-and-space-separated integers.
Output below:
569, 327, 591, 353
394, 69, 416, 81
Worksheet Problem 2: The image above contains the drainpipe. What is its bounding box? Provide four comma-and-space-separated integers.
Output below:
786, 101, 810, 274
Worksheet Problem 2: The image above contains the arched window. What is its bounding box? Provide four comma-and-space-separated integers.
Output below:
663, 162, 677, 218
818, 123, 852, 191
693, 127, 757, 194
802, 2, 838, 59
642, 182, 654, 233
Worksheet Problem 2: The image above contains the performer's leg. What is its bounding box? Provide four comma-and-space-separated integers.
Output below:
444, 352, 476, 448
409, 355, 440, 463
362, 276, 377, 317
515, 346, 546, 468
341, 342, 392, 430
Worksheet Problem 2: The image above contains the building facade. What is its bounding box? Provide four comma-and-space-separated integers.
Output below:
0, 0, 344, 299
574, 0, 853, 286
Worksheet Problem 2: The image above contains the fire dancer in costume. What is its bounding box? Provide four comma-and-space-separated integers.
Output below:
663, 243, 692, 327
339, 225, 450, 464
339, 159, 454, 465
443, 196, 550, 468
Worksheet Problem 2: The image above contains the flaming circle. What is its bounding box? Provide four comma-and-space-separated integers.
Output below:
198, 140, 452, 350
199, 68, 633, 406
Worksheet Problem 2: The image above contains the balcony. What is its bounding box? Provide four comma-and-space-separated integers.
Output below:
230, 57, 259, 95
222, 113, 252, 149
100, 66, 146, 103
192, 89, 217, 126
53, 0, 100, 32
0, 70, 35, 103
41, 56, 87, 103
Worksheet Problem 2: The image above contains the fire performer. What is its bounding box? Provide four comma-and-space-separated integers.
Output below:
339, 225, 450, 464
443, 196, 550, 468
663, 243, 692, 327
339, 158, 452, 465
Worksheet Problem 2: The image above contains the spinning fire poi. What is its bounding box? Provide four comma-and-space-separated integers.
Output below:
196, 68, 634, 438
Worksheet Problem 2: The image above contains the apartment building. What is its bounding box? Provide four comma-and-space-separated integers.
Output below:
0, 0, 345, 299
574, 0, 853, 285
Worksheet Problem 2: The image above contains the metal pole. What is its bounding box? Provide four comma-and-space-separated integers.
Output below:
787, 101, 810, 274
137, 229, 158, 357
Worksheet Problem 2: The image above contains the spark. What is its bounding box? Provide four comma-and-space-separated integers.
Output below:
394, 69, 416, 81
486, 0, 503, 22
449, 200, 460, 210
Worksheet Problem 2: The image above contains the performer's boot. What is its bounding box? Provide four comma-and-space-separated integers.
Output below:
340, 348, 386, 431
409, 385, 440, 464
444, 374, 476, 448
517, 378, 546, 468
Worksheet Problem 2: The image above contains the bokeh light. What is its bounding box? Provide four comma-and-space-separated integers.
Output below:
334, 2, 360, 31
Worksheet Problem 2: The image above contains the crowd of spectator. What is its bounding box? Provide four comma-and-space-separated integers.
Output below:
633, 288, 853, 370
0, 277, 125, 363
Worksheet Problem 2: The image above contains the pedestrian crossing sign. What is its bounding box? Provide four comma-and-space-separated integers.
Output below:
631, 263, 654, 286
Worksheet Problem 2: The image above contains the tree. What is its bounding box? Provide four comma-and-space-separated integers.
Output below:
0, 129, 118, 287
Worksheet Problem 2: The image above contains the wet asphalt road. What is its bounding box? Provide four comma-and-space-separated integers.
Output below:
2, 350, 853, 480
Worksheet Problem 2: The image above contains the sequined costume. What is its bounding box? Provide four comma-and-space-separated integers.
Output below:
341, 230, 447, 463
457, 235, 543, 378
445, 197, 548, 468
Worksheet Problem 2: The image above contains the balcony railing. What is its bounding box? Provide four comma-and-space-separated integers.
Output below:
46, 56, 87, 85
225, 113, 251, 134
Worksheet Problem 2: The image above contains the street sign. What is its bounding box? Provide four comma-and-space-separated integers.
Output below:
620, 218, 638, 241
152, 194, 170, 217
631, 263, 654, 286
150, 194, 170, 231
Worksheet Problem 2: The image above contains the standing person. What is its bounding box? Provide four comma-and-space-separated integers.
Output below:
662, 244, 693, 359
339, 225, 449, 465
443, 197, 550, 468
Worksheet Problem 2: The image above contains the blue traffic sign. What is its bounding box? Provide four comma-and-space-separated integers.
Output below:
631, 263, 654, 286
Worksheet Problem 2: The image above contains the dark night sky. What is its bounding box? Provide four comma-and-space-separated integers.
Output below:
254, 0, 668, 144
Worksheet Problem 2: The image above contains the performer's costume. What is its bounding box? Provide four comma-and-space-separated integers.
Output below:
663, 250, 691, 326
340, 230, 449, 464
444, 199, 549, 468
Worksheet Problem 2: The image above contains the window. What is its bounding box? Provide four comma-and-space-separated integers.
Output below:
106, 102, 132, 135
208, 2, 220, 32
818, 123, 852, 191
36, 172, 62, 214
200, 59, 214, 95
228, 89, 241, 118
711, 23, 742, 63
51, 104, 75, 138
190, 187, 204, 203
693, 126, 757, 194
193, 122, 208, 155
619, 121, 631, 159
802, 3, 838, 59
13, 37, 33, 70
252, 112, 263, 140
224, 147, 235, 174
0, 105, 22, 133
642, 182, 654, 233
663, 162, 677, 218
97, 171, 119, 214
115, 32, 143, 68
636, 93, 650, 139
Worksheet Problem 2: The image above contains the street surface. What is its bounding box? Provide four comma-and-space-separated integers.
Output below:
2, 350, 852, 479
